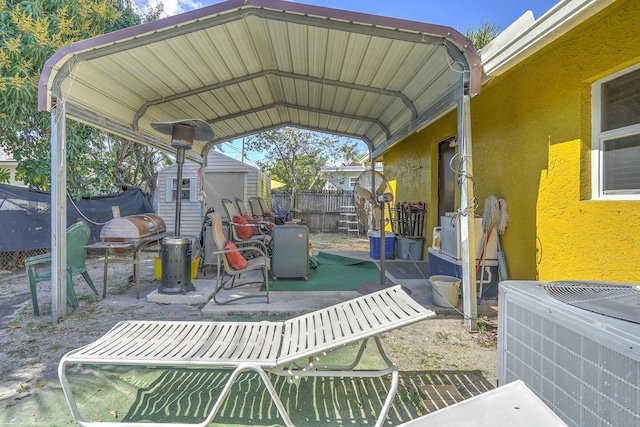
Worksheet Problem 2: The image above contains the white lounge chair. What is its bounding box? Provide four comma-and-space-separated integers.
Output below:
58, 285, 435, 427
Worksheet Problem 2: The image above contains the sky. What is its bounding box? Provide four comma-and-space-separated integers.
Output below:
139, 0, 561, 164
154, 0, 561, 32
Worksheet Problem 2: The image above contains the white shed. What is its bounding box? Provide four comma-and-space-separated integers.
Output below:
203, 151, 269, 220
155, 150, 269, 237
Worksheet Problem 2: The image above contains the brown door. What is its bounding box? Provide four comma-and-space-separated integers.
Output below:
438, 138, 457, 223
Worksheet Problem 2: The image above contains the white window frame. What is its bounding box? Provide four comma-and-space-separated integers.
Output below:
165, 177, 198, 202
592, 62, 640, 200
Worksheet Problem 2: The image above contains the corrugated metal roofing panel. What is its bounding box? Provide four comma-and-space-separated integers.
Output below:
39, 0, 481, 163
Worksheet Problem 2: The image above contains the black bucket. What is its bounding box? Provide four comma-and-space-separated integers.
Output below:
158, 236, 195, 294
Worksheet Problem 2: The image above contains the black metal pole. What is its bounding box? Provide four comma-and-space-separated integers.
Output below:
174, 147, 185, 236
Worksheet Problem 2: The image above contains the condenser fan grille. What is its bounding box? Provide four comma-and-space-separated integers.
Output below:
543, 281, 640, 324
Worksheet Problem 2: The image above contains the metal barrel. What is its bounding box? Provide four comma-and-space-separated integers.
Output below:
158, 236, 195, 294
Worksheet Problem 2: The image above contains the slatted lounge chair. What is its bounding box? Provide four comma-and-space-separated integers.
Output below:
58, 285, 436, 427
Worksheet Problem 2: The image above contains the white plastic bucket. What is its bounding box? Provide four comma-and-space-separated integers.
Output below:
430, 275, 460, 307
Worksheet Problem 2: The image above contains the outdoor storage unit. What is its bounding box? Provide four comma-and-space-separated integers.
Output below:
158, 236, 195, 294
498, 281, 640, 427
369, 231, 395, 260
440, 213, 497, 260
271, 225, 309, 280
427, 247, 499, 298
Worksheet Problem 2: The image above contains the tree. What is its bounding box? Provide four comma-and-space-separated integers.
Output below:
107, 135, 171, 196
0, 167, 9, 183
466, 21, 501, 50
0, 0, 164, 199
244, 127, 363, 203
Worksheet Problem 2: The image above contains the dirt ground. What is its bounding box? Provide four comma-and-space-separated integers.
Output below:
0, 233, 497, 414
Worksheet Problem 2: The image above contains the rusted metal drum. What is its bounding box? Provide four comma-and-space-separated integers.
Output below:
158, 236, 195, 294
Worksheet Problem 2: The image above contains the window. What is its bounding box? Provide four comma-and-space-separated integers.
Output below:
165, 178, 197, 202
349, 177, 358, 188
592, 64, 640, 199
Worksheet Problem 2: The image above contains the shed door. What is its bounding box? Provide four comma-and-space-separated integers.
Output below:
204, 172, 246, 220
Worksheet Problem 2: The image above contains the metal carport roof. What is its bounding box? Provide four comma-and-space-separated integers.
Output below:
39, 0, 481, 163
38, 0, 482, 322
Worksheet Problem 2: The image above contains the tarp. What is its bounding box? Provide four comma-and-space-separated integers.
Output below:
0, 184, 154, 252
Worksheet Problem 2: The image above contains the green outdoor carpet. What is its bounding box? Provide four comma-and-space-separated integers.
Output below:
263, 252, 391, 291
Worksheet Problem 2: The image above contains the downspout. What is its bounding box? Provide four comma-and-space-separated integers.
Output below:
457, 93, 478, 331
50, 98, 68, 323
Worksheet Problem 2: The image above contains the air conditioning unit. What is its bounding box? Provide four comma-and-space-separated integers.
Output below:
498, 280, 640, 427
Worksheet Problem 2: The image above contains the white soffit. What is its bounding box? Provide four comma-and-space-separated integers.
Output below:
38, 0, 481, 163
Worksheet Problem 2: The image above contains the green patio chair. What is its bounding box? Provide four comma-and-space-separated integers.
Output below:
25, 221, 99, 316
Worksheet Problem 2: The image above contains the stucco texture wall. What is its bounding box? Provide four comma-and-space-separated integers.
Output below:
384, 0, 640, 282
383, 112, 456, 246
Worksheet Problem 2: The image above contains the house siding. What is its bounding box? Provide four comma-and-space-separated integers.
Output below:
384, 0, 640, 282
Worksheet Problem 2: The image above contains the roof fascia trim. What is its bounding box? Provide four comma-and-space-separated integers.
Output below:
482, 0, 617, 76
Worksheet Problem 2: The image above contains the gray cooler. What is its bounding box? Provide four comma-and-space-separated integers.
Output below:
271, 225, 309, 280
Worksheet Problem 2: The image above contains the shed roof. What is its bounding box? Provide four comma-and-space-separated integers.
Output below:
38, 0, 481, 163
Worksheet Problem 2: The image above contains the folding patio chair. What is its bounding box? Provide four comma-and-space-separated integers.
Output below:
58, 285, 436, 427
221, 198, 271, 250
248, 196, 279, 223
233, 196, 274, 233
208, 212, 270, 304
234, 197, 251, 218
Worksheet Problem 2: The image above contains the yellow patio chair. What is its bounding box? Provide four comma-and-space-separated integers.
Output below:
25, 221, 99, 316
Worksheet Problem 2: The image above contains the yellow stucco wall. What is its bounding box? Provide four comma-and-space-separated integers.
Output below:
384, 0, 640, 282
383, 112, 457, 250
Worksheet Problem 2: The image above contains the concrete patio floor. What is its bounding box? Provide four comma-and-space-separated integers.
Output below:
146, 250, 494, 319
0, 247, 499, 426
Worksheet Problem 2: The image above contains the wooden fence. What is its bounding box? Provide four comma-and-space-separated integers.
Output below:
272, 190, 361, 234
